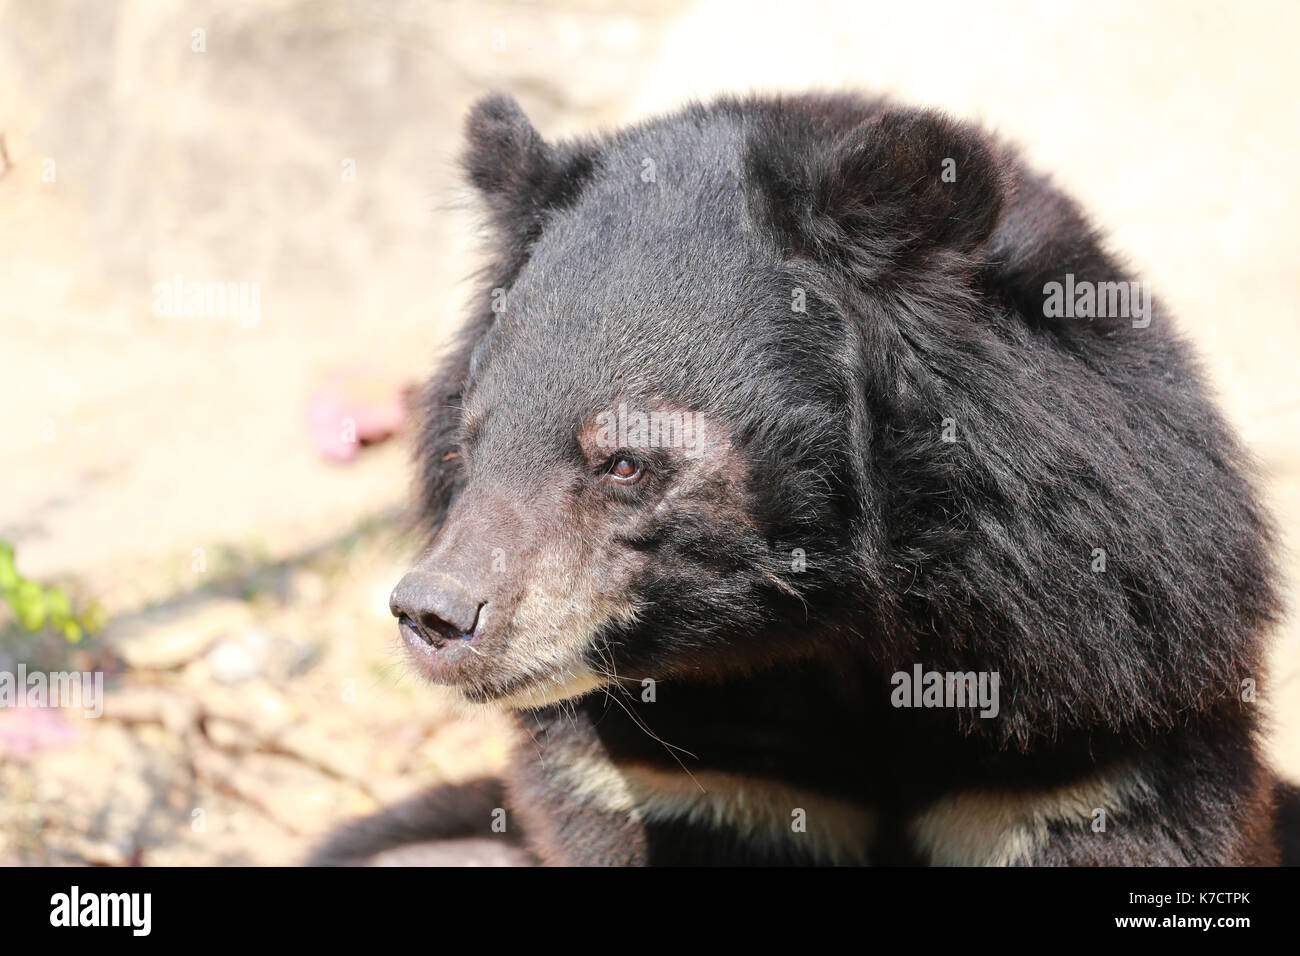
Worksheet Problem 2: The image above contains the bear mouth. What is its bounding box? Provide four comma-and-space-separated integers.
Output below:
399, 616, 605, 708
398, 614, 481, 685
398, 614, 473, 648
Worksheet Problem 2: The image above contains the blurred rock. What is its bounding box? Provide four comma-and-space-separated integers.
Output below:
201, 626, 321, 686
192, 747, 373, 837
273, 722, 374, 790
105, 597, 254, 670
188, 678, 301, 738
202, 717, 259, 752
103, 683, 202, 739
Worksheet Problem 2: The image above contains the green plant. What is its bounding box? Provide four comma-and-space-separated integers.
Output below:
0, 540, 104, 641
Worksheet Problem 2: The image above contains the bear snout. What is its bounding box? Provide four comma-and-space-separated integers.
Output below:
390, 570, 482, 645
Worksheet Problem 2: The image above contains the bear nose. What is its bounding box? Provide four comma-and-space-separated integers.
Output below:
390, 571, 482, 643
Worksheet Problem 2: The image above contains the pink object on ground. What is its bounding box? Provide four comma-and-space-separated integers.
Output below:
0, 705, 81, 759
306, 369, 413, 462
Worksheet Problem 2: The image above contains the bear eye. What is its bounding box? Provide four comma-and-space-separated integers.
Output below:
603, 452, 644, 484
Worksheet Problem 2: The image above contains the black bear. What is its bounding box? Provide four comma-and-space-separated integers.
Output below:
311, 92, 1293, 865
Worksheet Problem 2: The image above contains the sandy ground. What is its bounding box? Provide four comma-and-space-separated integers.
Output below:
0, 0, 1296, 864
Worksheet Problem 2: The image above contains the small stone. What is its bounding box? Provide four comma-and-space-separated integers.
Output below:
206, 633, 266, 685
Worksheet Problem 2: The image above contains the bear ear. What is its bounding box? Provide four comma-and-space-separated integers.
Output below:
752, 108, 1005, 274
464, 93, 550, 200
462, 93, 595, 242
